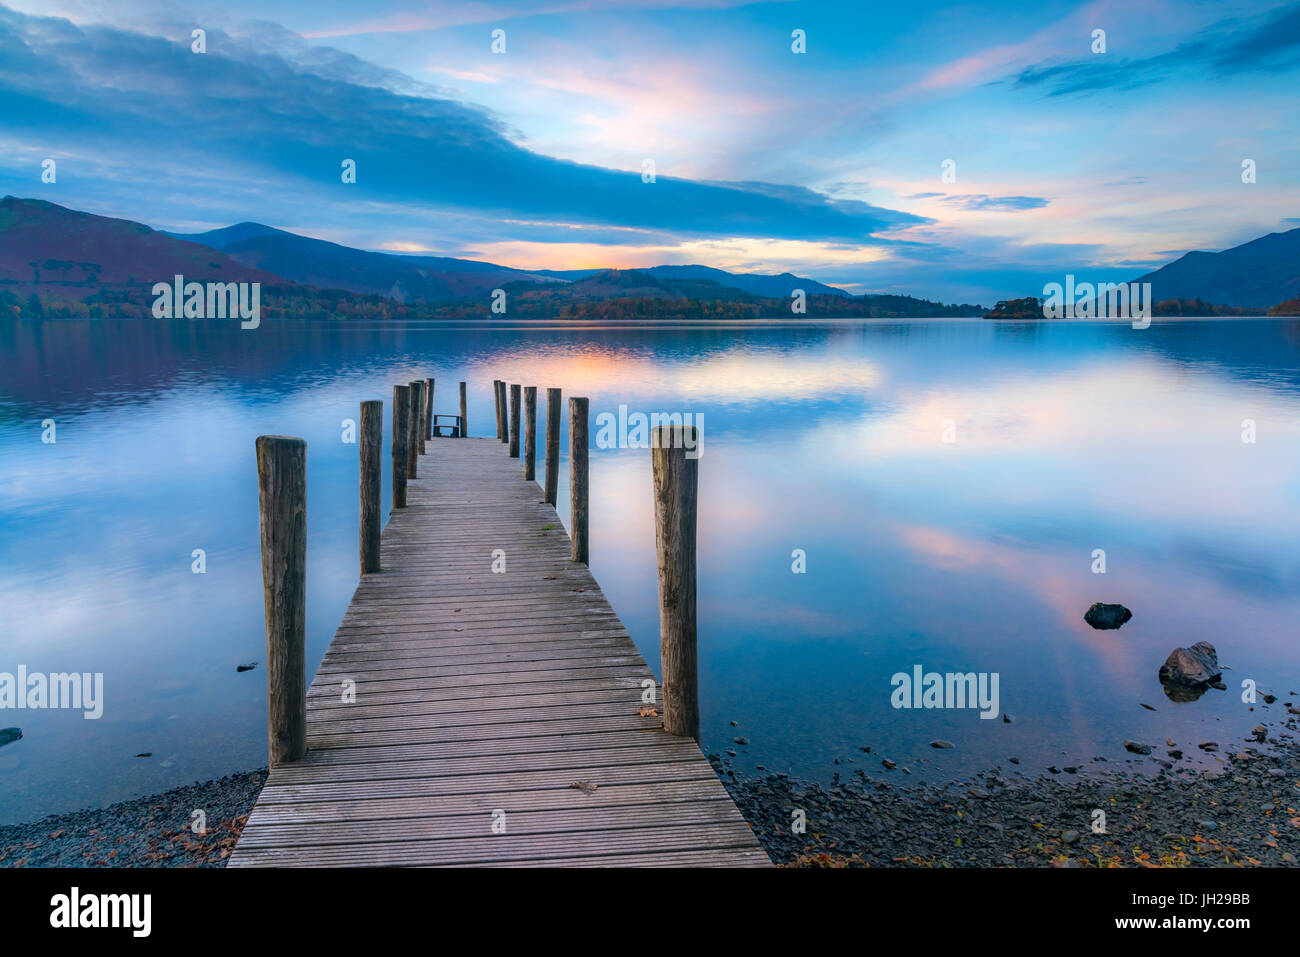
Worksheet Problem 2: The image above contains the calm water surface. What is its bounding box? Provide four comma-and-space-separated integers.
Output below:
1, 318, 1298, 824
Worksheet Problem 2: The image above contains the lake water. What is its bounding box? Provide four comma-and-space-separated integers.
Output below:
1, 317, 1298, 825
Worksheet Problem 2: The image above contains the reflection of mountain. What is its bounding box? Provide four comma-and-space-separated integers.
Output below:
1132, 228, 1300, 308
2, 316, 1298, 428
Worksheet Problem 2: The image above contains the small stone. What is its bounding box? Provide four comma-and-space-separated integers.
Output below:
1198, 741, 1218, 751
1062, 829, 1080, 844
1168, 750, 1183, 759
1124, 740, 1152, 755
1002, 713, 1014, 723
930, 740, 955, 749
1084, 602, 1132, 630
1140, 703, 1156, 711
882, 758, 896, 770
1009, 756, 1020, 764
733, 736, 748, 746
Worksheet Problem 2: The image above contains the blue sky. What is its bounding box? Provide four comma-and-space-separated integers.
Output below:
2, 0, 1298, 302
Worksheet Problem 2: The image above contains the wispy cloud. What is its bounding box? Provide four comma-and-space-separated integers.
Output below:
940, 194, 1050, 212
1010, 4, 1300, 97
0, 5, 921, 247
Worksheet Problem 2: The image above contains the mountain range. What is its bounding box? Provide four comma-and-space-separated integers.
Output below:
4, 196, 1299, 316
1130, 228, 1300, 309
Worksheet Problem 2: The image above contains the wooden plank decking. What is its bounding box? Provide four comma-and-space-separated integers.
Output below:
230, 436, 769, 867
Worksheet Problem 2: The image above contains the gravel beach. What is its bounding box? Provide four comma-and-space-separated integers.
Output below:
4, 738, 1299, 869
721, 744, 1300, 867
0, 770, 267, 868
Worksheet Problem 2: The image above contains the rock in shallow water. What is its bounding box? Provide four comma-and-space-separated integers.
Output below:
1084, 602, 1132, 630
0, 728, 21, 748
1159, 641, 1222, 688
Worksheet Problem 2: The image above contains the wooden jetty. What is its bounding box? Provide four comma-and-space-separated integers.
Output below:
231, 382, 769, 867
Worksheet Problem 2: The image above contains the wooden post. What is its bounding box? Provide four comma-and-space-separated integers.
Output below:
496, 381, 509, 444
569, 396, 589, 564
424, 377, 434, 443
458, 381, 467, 438
493, 380, 503, 440
416, 377, 426, 455
523, 386, 537, 481
407, 382, 421, 479
412, 380, 426, 457
509, 383, 521, 458
651, 425, 699, 741
545, 387, 561, 506
255, 435, 307, 769
359, 400, 382, 574
392, 384, 409, 507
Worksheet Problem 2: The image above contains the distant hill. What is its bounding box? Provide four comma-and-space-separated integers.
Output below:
172, 228, 554, 302
2, 198, 983, 319
0, 197, 279, 299
167, 222, 290, 248
417, 268, 982, 320
533, 263, 851, 299
1133, 228, 1300, 309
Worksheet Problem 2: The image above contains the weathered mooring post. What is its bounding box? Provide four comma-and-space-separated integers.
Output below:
424, 377, 434, 444
359, 400, 382, 574
407, 381, 422, 478
493, 380, 503, 440
651, 425, 699, 741
523, 386, 537, 481
509, 383, 521, 458
545, 387, 561, 505
392, 384, 410, 507
255, 434, 307, 768
458, 381, 467, 438
496, 381, 509, 444
569, 396, 589, 565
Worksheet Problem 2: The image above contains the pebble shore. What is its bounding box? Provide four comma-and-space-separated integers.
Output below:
723, 744, 1300, 867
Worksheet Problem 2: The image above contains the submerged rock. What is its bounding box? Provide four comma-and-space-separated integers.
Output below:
1159, 641, 1222, 688
1084, 602, 1132, 630
0, 728, 21, 748
1124, 740, 1152, 755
